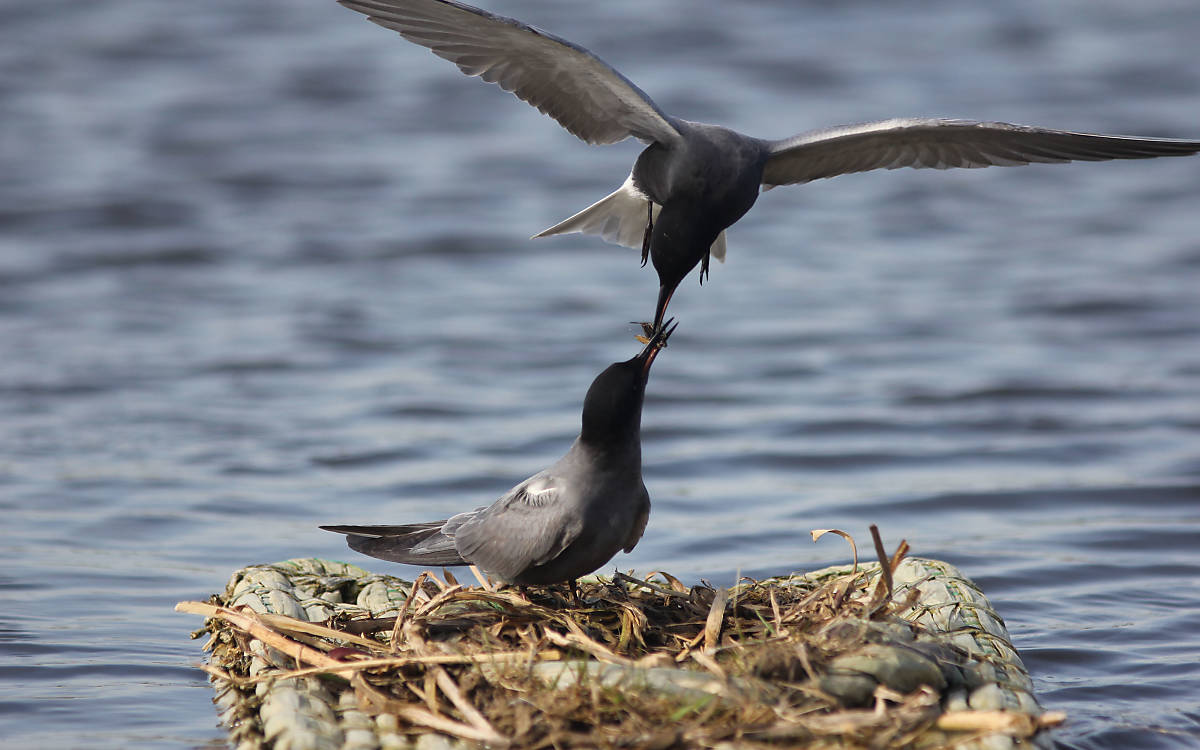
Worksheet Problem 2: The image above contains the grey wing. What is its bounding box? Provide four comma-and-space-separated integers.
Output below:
762, 118, 1200, 189
339, 0, 680, 146
451, 472, 582, 581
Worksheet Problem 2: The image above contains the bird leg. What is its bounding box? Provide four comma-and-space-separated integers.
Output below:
699, 250, 711, 285
639, 200, 653, 267
568, 578, 581, 606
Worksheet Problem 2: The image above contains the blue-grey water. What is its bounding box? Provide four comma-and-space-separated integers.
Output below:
2, 0, 1199, 747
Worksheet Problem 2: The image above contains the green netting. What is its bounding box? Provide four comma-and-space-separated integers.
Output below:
183, 556, 1060, 750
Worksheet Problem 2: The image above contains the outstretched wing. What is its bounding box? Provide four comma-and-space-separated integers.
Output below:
339, 0, 680, 146
451, 471, 582, 582
762, 118, 1200, 189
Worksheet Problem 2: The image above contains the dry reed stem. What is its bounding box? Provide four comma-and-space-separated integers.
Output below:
936, 709, 1066, 735
177, 601, 343, 670
252, 611, 383, 650
243, 650, 567, 685
469, 565, 495, 591
432, 665, 502, 739
870, 525, 894, 599
702, 588, 729, 652
543, 629, 635, 667
352, 672, 508, 745
811, 528, 859, 572
412, 583, 465, 620
391, 572, 431, 650
614, 571, 692, 600
644, 570, 689, 592
689, 649, 725, 679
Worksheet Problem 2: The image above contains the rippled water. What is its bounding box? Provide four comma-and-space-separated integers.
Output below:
2, 0, 1199, 747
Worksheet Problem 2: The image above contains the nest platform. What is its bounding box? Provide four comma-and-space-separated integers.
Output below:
179, 555, 1061, 749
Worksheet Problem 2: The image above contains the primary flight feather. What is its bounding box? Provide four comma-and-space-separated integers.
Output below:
339, 0, 1200, 331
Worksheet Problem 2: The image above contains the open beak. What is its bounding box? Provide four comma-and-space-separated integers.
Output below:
636, 317, 679, 376
633, 285, 678, 344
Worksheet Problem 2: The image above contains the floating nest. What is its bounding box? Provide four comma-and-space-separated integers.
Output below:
179, 541, 1062, 749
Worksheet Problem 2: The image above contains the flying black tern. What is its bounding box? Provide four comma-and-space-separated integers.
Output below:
321, 320, 678, 586
337, 0, 1200, 332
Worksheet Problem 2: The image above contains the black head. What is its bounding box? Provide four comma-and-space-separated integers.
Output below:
580, 320, 678, 447
648, 207, 721, 285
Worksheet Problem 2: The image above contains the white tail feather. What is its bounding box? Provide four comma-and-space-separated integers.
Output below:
533, 174, 727, 262
710, 231, 726, 263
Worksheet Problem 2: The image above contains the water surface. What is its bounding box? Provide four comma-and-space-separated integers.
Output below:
2, 0, 1199, 747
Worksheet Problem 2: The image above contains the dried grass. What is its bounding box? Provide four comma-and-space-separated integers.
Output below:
180, 530, 1062, 748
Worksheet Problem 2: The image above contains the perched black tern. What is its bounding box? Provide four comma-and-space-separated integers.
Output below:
337, 0, 1200, 332
322, 320, 677, 586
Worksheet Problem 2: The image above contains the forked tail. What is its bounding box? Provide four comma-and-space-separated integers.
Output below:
533, 174, 727, 262
320, 523, 467, 566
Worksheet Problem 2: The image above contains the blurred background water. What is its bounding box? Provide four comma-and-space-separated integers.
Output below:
1, 0, 1199, 747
